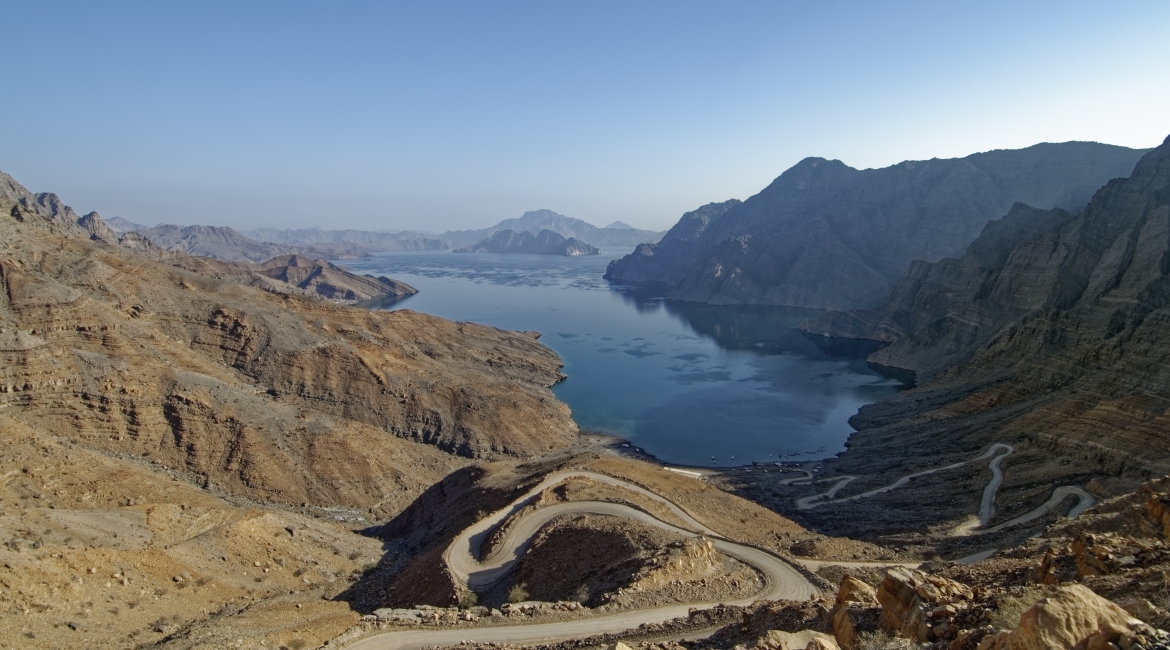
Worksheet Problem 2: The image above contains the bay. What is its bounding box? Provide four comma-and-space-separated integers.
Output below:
344, 250, 907, 467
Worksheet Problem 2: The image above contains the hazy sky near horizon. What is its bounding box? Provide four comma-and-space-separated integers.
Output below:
2, 1, 1168, 233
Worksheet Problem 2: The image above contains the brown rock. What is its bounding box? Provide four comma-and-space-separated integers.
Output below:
976, 585, 1143, 650
876, 567, 933, 641
836, 575, 877, 605
751, 630, 839, 650
831, 602, 880, 650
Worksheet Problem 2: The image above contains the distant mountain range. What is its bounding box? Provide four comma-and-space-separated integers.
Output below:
453, 229, 600, 256
242, 227, 446, 255
605, 141, 1149, 310
440, 210, 664, 249
107, 209, 661, 262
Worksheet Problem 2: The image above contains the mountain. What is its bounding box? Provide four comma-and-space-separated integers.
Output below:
0, 170, 580, 645
104, 215, 148, 232
453, 228, 600, 256
793, 135, 1170, 534
136, 223, 294, 262
605, 142, 1149, 310
243, 227, 446, 255
173, 253, 418, 302
441, 209, 664, 249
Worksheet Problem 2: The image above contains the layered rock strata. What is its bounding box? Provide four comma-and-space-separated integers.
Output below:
0, 174, 578, 511
787, 135, 1170, 537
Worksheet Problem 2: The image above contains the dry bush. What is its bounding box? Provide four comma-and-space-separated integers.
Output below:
990, 587, 1047, 630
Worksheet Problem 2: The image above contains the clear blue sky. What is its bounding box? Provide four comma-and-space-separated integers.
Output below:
2, 1, 1167, 232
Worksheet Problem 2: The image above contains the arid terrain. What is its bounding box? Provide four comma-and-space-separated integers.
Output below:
4, 135, 1170, 650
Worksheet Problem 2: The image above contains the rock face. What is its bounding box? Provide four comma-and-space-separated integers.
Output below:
169, 253, 418, 302
454, 228, 600, 256
605, 200, 741, 285
798, 136, 1170, 492
0, 172, 578, 507
605, 142, 1147, 310
442, 209, 664, 249
135, 223, 295, 263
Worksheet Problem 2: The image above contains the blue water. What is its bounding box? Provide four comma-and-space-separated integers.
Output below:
343, 251, 906, 467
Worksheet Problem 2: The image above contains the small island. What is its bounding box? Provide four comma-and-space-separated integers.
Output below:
453, 228, 600, 256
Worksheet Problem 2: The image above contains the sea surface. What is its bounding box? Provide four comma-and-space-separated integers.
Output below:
344, 250, 907, 467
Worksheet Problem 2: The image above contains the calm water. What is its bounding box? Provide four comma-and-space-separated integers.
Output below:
344, 251, 906, 467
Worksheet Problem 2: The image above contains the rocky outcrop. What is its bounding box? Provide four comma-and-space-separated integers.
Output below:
454, 228, 600, 256
977, 585, 1149, 650
174, 254, 418, 302
606, 143, 1147, 310
876, 567, 973, 642
829, 575, 880, 650
256, 254, 417, 301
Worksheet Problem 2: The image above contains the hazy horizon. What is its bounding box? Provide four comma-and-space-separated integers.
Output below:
2, 1, 1168, 233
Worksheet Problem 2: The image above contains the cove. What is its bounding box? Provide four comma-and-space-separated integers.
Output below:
347, 250, 907, 467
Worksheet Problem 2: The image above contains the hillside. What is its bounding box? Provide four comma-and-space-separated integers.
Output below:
0, 172, 583, 647
605, 142, 1148, 310
453, 229, 600, 256
782, 135, 1170, 541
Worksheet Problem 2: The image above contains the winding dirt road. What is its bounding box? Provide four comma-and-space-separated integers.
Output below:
793, 443, 1095, 537
347, 470, 818, 650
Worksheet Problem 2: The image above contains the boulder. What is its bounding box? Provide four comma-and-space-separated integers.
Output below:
751, 629, 840, 650
831, 603, 879, 650
876, 567, 970, 642
836, 575, 877, 605
976, 585, 1148, 650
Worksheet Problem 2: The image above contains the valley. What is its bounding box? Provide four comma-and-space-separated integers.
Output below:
2, 135, 1169, 650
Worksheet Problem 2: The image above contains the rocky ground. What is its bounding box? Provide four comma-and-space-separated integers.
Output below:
0, 174, 580, 648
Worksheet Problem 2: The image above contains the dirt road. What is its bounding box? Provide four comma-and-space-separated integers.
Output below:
347, 470, 818, 649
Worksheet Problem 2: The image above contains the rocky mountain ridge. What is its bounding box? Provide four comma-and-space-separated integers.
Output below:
453, 228, 600, 256
243, 226, 447, 256
442, 209, 664, 249
174, 253, 419, 302
605, 142, 1149, 310
781, 135, 1170, 543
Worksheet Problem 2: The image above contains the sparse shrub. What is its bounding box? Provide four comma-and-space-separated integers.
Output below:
574, 584, 590, 604
347, 551, 361, 561
854, 630, 913, 650
507, 583, 529, 603
990, 587, 1047, 630
459, 591, 478, 609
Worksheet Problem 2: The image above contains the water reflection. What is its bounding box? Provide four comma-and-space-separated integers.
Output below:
342, 251, 909, 466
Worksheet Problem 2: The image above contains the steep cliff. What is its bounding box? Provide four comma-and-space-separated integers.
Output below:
605, 142, 1148, 310
790, 136, 1170, 530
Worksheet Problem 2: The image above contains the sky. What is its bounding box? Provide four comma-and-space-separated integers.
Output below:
2, 1, 1168, 233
